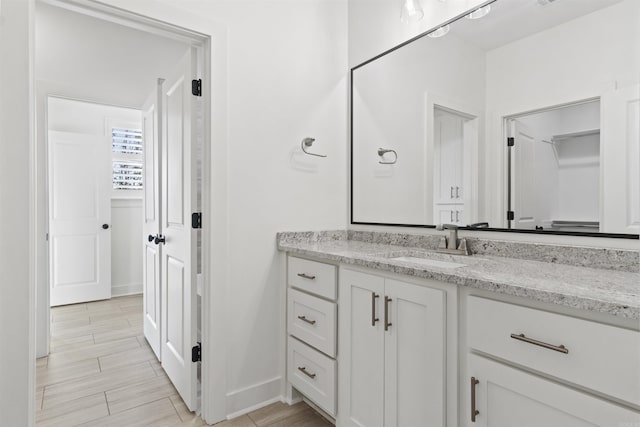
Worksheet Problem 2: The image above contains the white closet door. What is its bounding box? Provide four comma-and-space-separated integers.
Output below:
160, 48, 200, 411
511, 120, 537, 229
601, 84, 640, 234
48, 131, 111, 306
142, 80, 163, 361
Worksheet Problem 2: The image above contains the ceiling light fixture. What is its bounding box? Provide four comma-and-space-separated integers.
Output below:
400, 0, 424, 23
466, 5, 491, 19
427, 24, 450, 38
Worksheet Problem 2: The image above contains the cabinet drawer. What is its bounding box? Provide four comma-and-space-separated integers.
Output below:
288, 256, 337, 300
467, 296, 640, 406
288, 336, 337, 416
288, 288, 337, 357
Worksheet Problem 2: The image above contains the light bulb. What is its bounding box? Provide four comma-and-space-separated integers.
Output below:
466, 5, 491, 19
427, 24, 450, 38
400, 0, 424, 23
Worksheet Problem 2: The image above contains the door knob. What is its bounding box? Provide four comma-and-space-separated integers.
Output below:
148, 234, 156, 242
102, 224, 110, 230
154, 235, 166, 245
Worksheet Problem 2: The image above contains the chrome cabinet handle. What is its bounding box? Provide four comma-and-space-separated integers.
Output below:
297, 315, 316, 325
371, 292, 379, 326
471, 377, 479, 422
297, 273, 316, 280
456, 210, 460, 223
297, 366, 316, 379
456, 186, 460, 198
450, 210, 454, 222
450, 186, 454, 198
384, 296, 392, 331
510, 333, 569, 354
378, 148, 398, 165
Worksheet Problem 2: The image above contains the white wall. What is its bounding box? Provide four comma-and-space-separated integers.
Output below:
47, 97, 143, 297
348, 0, 486, 66
0, 0, 35, 425
36, 3, 189, 108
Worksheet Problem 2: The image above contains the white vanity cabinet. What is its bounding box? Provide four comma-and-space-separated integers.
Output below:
286, 256, 338, 416
337, 268, 448, 427
463, 294, 640, 427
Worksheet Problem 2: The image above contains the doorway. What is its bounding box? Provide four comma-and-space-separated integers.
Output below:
35, 1, 209, 423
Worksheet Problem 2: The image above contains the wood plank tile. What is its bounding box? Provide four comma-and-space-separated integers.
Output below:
93, 324, 143, 344
36, 356, 48, 368
49, 334, 94, 353
51, 310, 92, 323
248, 402, 311, 426
36, 392, 109, 427
263, 409, 331, 427
37, 358, 100, 388
99, 345, 156, 371
49, 317, 91, 332
42, 361, 156, 407
50, 318, 130, 339
210, 415, 256, 427
78, 397, 181, 427
51, 303, 87, 314
47, 337, 140, 367
107, 375, 177, 414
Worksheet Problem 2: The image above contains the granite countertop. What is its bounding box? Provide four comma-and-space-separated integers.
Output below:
278, 237, 640, 320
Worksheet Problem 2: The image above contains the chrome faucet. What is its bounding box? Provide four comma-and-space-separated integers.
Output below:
435, 224, 470, 256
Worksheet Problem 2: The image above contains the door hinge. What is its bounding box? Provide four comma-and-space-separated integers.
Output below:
191, 212, 202, 229
507, 210, 515, 221
191, 342, 201, 363
507, 137, 515, 147
191, 79, 202, 97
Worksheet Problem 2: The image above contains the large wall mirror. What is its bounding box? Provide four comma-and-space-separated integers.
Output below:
351, 0, 639, 238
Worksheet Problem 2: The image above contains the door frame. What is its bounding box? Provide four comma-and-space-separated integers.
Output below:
34, 0, 228, 423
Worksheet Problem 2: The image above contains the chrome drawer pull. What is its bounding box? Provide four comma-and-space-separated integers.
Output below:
371, 292, 380, 326
297, 315, 316, 325
297, 273, 316, 280
297, 366, 316, 379
384, 296, 392, 331
510, 333, 569, 354
471, 377, 479, 422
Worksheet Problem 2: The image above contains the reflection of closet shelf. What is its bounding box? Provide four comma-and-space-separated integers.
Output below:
546, 128, 600, 167
551, 220, 599, 229
551, 128, 600, 142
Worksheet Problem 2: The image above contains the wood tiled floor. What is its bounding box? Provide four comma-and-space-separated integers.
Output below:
36, 295, 331, 426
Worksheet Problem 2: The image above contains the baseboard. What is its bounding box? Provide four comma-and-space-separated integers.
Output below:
225, 376, 282, 419
111, 283, 142, 297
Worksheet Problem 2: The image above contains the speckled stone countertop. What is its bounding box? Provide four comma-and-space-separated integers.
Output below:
277, 231, 640, 320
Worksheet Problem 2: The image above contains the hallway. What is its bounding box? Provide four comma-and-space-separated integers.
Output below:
35, 295, 205, 426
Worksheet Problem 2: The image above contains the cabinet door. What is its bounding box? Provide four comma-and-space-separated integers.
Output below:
384, 279, 446, 427
436, 205, 464, 226
466, 354, 640, 427
338, 269, 385, 427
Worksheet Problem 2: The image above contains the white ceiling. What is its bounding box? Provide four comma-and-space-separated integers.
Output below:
449, 0, 624, 51
36, 2, 191, 108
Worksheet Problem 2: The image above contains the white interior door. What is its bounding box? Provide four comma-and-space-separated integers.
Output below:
601, 84, 640, 234
511, 120, 537, 229
48, 131, 111, 306
143, 80, 163, 361
160, 48, 200, 411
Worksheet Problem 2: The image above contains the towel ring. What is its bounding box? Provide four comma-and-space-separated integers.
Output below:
301, 137, 327, 158
378, 148, 397, 165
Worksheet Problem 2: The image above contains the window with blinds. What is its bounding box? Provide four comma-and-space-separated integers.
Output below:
112, 128, 143, 154
112, 161, 143, 190
112, 127, 143, 190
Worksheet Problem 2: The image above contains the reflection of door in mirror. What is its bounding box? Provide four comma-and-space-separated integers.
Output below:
508, 100, 602, 232
433, 106, 475, 226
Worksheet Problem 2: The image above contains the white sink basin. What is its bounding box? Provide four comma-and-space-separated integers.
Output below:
392, 256, 466, 269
